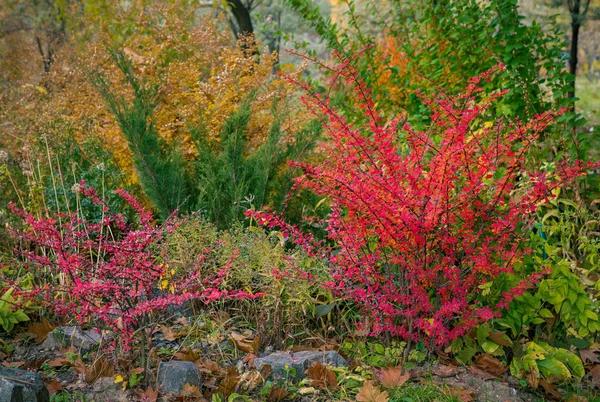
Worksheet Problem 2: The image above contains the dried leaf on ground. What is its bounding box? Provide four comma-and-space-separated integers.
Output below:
216, 366, 240, 397
175, 349, 200, 362
305, 361, 338, 390
467, 365, 498, 381
259, 363, 272, 380
197, 359, 221, 374
444, 386, 475, 402
84, 357, 114, 384
46, 378, 63, 395
180, 383, 202, 396
588, 365, 600, 388
236, 370, 263, 393
137, 386, 159, 402
266, 385, 290, 402
376, 365, 410, 388
431, 364, 463, 378
539, 379, 563, 400
580, 345, 600, 364
48, 357, 74, 368
356, 381, 389, 402
159, 325, 178, 341
473, 354, 505, 378
27, 319, 55, 344
229, 331, 260, 354
567, 395, 589, 402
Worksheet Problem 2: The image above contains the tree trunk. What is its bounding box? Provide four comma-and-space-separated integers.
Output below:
229, 0, 254, 38
568, 0, 581, 102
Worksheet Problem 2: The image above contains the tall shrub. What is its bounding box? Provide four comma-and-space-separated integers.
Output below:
249, 61, 596, 347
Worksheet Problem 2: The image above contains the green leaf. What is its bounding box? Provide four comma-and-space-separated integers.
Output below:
538, 308, 554, 319
537, 357, 571, 383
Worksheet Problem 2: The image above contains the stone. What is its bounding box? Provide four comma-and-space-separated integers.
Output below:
157, 361, 203, 396
253, 351, 348, 380
0, 366, 49, 402
82, 377, 130, 402
51, 326, 102, 352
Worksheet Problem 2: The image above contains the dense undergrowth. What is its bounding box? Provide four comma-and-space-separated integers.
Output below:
1, 0, 599, 401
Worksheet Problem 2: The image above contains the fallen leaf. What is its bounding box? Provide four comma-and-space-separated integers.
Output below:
266, 385, 290, 402
376, 365, 410, 388
305, 361, 338, 390
48, 357, 73, 368
180, 383, 202, 396
137, 386, 159, 402
443, 386, 475, 402
588, 365, 600, 388
467, 365, 498, 381
27, 319, 56, 344
431, 364, 463, 378
297, 386, 317, 395
259, 363, 272, 380
174, 349, 200, 362
566, 395, 588, 402
473, 354, 505, 378
539, 379, 563, 400
46, 378, 63, 395
159, 325, 178, 341
243, 353, 257, 367
236, 370, 263, 393
1, 361, 24, 368
84, 357, 114, 384
356, 381, 389, 402
229, 331, 260, 354
580, 345, 600, 364
216, 366, 240, 397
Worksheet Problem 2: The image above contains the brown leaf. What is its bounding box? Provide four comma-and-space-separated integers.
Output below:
376, 365, 410, 388
242, 353, 257, 367
487, 331, 512, 347
355, 381, 389, 402
266, 385, 290, 402
259, 363, 272, 380
473, 354, 505, 378
588, 365, 600, 388
46, 378, 63, 395
27, 319, 56, 344
539, 379, 563, 400
197, 359, 221, 375
444, 386, 475, 402
48, 357, 73, 368
1, 361, 24, 368
216, 366, 240, 397
84, 357, 114, 384
235, 370, 263, 393
160, 325, 178, 341
580, 345, 600, 364
180, 383, 202, 396
431, 364, 463, 378
175, 349, 200, 362
467, 365, 498, 381
567, 396, 588, 402
305, 361, 338, 390
137, 386, 159, 402
229, 331, 260, 354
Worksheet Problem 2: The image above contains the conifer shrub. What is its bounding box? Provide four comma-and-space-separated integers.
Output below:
248, 60, 597, 347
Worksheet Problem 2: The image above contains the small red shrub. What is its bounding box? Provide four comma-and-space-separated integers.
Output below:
8, 182, 259, 352
248, 60, 595, 346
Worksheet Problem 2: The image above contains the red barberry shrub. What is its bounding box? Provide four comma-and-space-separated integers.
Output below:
7, 182, 259, 354
248, 60, 596, 347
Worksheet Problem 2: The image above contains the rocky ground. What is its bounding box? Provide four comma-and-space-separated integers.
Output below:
0, 325, 551, 401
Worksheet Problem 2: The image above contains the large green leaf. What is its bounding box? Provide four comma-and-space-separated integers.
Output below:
537, 357, 571, 383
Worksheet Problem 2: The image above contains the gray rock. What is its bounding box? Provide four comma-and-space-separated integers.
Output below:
0, 366, 49, 402
51, 326, 102, 352
82, 377, 130, 402
157, 361, 203, 396
253, 351, 348, 380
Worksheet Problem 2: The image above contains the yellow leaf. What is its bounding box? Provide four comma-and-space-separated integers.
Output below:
114, 374, 124, 384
